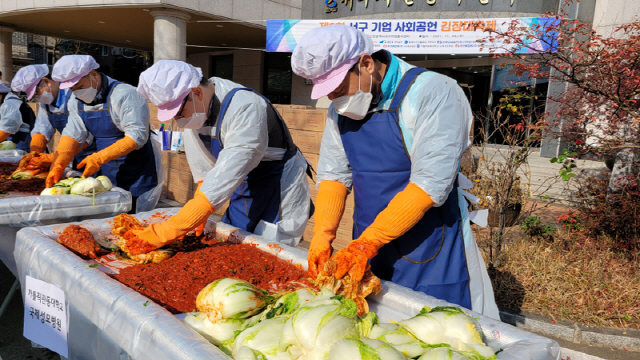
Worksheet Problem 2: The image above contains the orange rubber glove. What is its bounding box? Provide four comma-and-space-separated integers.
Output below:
42, 142, 89, 169
30, 134, 49, 153
193, 181, 207, 236
308, 180, 348, 277
329, 182, 435, 281
0, 130, 10, 143
123, 193, 215, 255
78, 136, 137, 178
29, 153, 55, 168
46, 136, 79, 187
78, 141, 90, 152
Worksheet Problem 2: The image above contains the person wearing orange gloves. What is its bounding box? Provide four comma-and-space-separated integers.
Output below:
291, 25, 497, 314
47, 55, 162, 212
10, 64, 97, 167
0, 82, 36, 152
122, 60, 311, 253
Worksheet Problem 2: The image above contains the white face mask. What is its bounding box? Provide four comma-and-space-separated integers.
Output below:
36, 91, 54, 105
332, 67, 373, 121
73, 75, 98, 103
176, 92, 207, 129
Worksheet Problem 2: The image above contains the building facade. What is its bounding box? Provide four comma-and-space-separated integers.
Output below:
0, 0, 636, 156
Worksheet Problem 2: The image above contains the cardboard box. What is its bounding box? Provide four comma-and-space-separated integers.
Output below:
161, 151, 169, 167
333, 234, 352, 250
339, 216, 353, 233
49, 131, 61, 153
169, 152, 180, 170
214, 200, 230, 216
289, 129, 297, 145
166, 171, 191, 204
166, 168, 181, 200
276, 104, 311, 110
148, 102, 162, 130
161, 152, 170, 183
180, 170, 194, 192
28, 102, 39, 114
304, 220, 315, 241
178, 153, 190, 170
302, 152, 319, 170
172, 186, 191, 204
295, 131, 320, 154
302, 109, 327, 132
337, 225, 353, 237
341, 205, 354, 226
309, 182, 318, 200
168, 169, 180, 190
281, 108, 305, 129
346, 192, 355, 208
150, 119, 161, 130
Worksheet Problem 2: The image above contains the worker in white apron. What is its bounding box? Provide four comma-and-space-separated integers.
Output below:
11, 64, 97, 166
123, 60, 310, 252
46, 55, 162, 213
0, 84, 35, 152
291, 25, 499, 318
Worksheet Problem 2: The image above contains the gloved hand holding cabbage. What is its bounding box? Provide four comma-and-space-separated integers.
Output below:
8, 151, 53, 180
119, 192, 215, 255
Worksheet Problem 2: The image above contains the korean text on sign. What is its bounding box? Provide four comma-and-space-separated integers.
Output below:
23, 276, 68, 358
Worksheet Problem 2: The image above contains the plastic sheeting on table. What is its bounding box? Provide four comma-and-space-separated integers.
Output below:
0, 188, 131, 277
0, 149, 27, 163
14, 208, 560, 360
0, 188, 131, 227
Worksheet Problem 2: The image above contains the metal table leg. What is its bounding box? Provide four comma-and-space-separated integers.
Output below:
0, 278, 20, 319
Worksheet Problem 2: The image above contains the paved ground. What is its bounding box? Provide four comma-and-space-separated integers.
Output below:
0, 262, 59, 360
473, 146, 607, 205
557, 337, 636, 360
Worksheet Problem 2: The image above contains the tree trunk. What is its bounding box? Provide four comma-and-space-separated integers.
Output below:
608, 147, 638, 194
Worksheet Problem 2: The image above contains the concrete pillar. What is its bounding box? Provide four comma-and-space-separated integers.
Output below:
150, 8, 190, 63
0, 26, 14, 85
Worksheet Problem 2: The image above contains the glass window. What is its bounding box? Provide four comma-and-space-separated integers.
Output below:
487, 64, 550, 146
262, 52, 292, 104
209, 55, 234, 80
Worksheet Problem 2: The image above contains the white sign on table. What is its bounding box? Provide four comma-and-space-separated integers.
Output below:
22, 275, 68, 358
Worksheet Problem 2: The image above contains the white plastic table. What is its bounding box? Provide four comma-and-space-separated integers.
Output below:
13, 208, 560, 360
0, 188, 132, 276
0, 187, 131, 320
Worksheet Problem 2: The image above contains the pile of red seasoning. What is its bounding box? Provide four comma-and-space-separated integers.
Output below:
0, 162, 18, 176
0, 178, 46, 195
111, 242, 313, 313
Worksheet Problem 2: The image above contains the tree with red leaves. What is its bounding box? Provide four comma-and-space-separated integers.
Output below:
485, 0, 640, 192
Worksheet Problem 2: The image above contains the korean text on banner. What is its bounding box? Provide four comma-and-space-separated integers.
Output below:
23, 275, 69, 358
266, 17, 558, 55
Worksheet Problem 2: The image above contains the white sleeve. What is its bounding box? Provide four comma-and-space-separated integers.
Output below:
405, 73, 472, 206
60, 95, 89, 145
110, 86, 150, 149
199, 91, 268, 210
0, 99, 24, 134
31, 105, 56, 140
316, 106, 353, 189
184, 128, 216, 183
